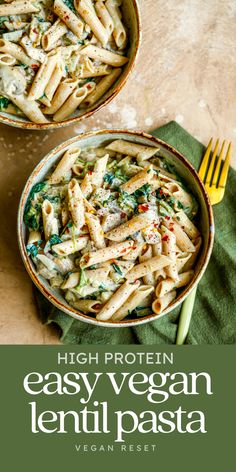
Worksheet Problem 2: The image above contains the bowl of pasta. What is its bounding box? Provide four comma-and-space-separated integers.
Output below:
0, 0, 141, 129
18, 130, 214, 327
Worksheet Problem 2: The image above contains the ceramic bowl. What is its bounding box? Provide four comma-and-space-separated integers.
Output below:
0, 0, 141, 130
18, 130, 214, 327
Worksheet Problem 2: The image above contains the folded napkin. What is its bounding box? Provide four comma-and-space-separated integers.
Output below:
35, 121, 236, 344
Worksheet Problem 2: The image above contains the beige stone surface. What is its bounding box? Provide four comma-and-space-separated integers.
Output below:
0, 0, 235, 344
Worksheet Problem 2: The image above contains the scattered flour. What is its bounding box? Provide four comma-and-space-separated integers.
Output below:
119, 104, 137, 128
74, 123, 87, 134
198, 99, 206, 108
145, 117, 154, 127
175, 114, 184, 124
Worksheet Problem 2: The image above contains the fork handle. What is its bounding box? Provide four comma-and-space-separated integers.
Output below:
176, 286, 197, 345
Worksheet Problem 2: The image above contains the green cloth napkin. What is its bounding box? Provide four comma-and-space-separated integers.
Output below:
34, 121, 236, 344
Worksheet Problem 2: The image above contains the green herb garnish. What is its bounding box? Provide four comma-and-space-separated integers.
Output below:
111, 263, 123, 276
0, 96, 10, 111
49, 234, 62, 247
134, 184, 151, 198
63, 0, 76, 13
26, 243, 38, 257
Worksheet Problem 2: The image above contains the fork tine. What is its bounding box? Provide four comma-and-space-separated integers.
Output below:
198, 138, 213, 181
205, 139, 219, 185
211, 140, 226, 186
218, 142, 232, 188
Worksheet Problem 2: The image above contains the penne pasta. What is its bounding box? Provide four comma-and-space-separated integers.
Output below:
83, 67, 122, 106
0, 38, 36, 66
42, 19, 68, 52
161, 225, 179, 281
27, 230, 41, 245
125, 255, 171, 282
0, 52, 17, 66
155, 271, 194, 297
106, 140, 158, 160
9, 93, 48, 123
68, 178, 85, 229
27, 50, 60, 101
53, 82, 95, 121
139, 245, 155, 285
165, 220, 196, 253
52, 237, 88, 255
48, 148, 81, 184
53, 0, 84, 39
80, 174, 93, 197
96, 279, 140, 321
112, 285, 154, 321
105, 214, 151, 242
120, 166, 154, 195
105, 0, 127, 48
43, 78, 79, 115
80, 44, 128, 66
74, 0, 109, 46
40, 62, 64, 107
71, 299, 102, 313
95, 0, 114, 35
42, 200, 58, 240
182, 236, 202, 271
80, 239, 135, 268
85, 212, 106, 249
91, 154, 109, 187
152, 290, 177, 315
174, 210, 200, 239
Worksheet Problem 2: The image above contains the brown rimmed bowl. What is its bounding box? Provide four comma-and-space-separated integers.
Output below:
17, 130, 214, 327
0, 0, 141, 130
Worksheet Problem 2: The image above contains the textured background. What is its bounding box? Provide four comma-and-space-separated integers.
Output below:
0, 0, 235, 344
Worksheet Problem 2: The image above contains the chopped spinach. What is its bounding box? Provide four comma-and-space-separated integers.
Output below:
111, 263, 123, 276
24, 205, 41, 231
128, 306, 153, 317
63, 0, 76, 13
43, 194, 61, 204
104, 169, 128, 186
49, 234, 62, 247
0, 96, 10, 111
75, 269, 88, 290
24, 182, 46, 230
134, 184, 151, 198
26, 243, 38, 257
104, 172, 114, 185
156, 188, 175, 209
118, 190, 137, 211
99, 283, 107, 292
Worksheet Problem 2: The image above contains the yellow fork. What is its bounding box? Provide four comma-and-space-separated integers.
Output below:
176, 139, 232, 345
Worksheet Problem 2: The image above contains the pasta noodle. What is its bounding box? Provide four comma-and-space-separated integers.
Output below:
0, 0, 130, 123
24, 139, 202, 321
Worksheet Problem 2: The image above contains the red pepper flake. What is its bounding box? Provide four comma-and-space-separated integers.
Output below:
33, 28, 38, 34
121, 212, 126, 218
165, 215, 171, 220
94, 303, 101, 310
169, 227, 174, 232
138, 204, 149, 212
32, 64, 39, 70
121, 249, 127, 253
132, 246, 137, 250
88, 171, 93, 175
162, 235, 169, 242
